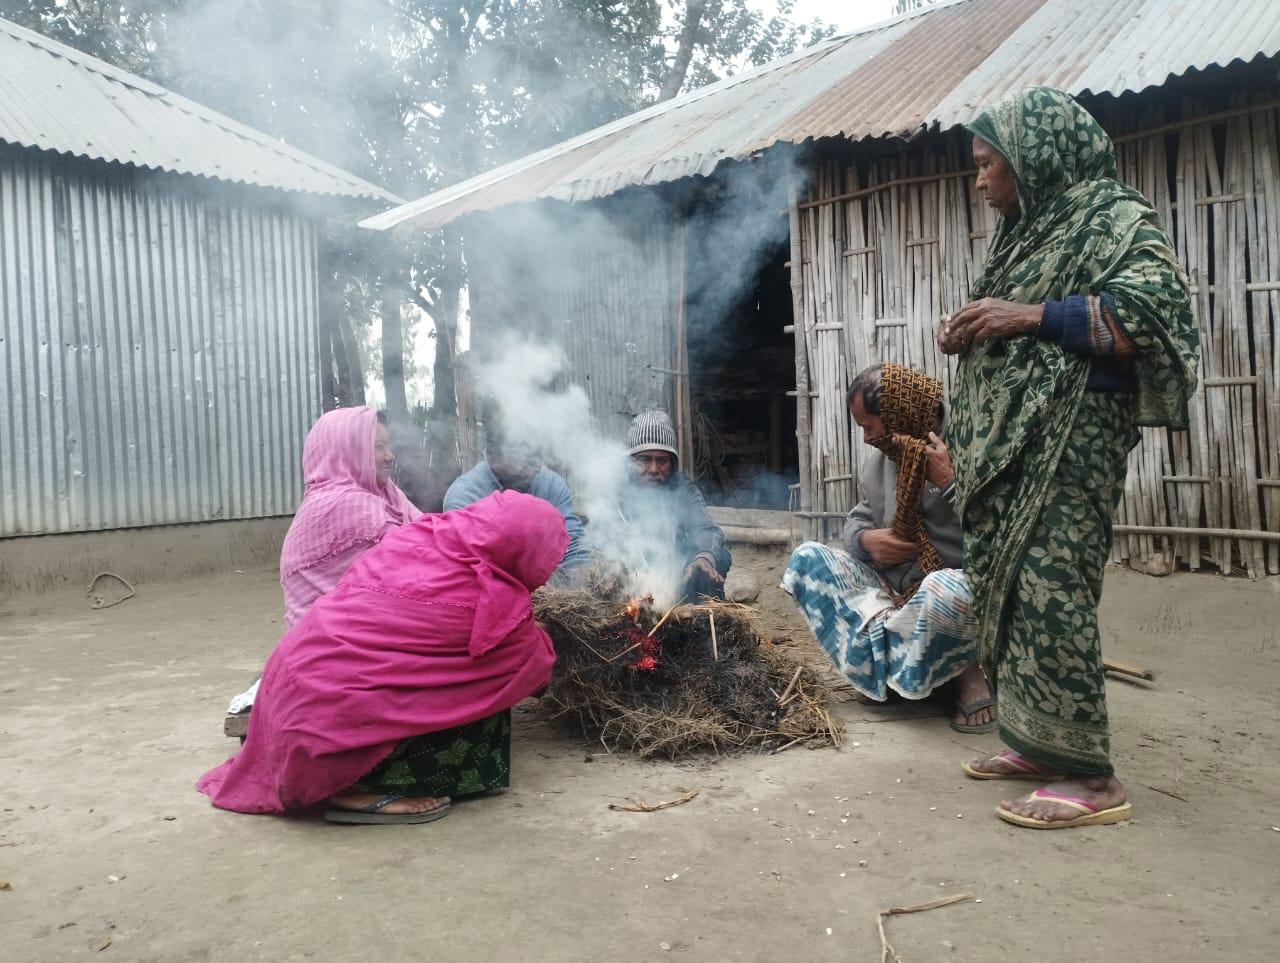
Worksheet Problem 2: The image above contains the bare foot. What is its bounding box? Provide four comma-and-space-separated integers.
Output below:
328, 790, 450, 816
952, 663, 996, 729
1001, 775, 1127, 824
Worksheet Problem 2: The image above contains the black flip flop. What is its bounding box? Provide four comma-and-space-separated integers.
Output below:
325, 793, 452, 825
950, 696, 998, 734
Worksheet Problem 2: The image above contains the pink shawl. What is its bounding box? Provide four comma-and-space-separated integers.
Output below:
198, 490, 569, 814
279, 406, 420, 628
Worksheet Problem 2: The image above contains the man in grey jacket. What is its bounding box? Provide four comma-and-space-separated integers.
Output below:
782, 364, 993, 733
619, 410, 731, 602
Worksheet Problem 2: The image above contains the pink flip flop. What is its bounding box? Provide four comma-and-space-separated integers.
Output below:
996, 789, 1132, 830
961, 749, 1065, 781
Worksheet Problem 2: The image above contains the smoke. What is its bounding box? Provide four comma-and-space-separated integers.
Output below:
474, 338, 690, 606
470, 147, 810, 604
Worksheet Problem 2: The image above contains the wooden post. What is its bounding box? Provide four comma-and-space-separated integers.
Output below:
672, 220, 694, 473
788, 178, 814, 540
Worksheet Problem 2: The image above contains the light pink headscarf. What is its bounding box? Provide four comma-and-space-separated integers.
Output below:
197, 491, 570, 814
279, 407, 419, 627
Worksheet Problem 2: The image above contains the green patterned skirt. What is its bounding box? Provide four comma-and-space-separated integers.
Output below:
353, 710, 512, 798
964, 392, 1139, 776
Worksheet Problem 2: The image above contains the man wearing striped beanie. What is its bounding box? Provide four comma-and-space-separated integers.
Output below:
622, 410, 731, 601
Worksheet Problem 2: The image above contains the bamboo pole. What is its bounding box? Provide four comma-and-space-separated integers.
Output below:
1113, 524, 1280, 543
787, 178, 814, 541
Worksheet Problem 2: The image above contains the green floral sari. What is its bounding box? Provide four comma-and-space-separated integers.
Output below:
950, 87, 1198, 775
354, 710, 512, 798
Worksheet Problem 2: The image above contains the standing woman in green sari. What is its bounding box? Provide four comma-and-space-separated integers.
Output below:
939, 87, 1198, 829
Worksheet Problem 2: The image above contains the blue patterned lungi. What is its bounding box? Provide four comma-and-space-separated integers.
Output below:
781, 542, 976, 701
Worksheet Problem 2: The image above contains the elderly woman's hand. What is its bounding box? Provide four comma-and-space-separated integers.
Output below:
939, 298, 1043, 351
937, 314, 966, 354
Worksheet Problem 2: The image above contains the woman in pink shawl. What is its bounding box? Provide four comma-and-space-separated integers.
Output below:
227, 407, 420, 715
281, 406, 420, 629
199, 490, 569, 825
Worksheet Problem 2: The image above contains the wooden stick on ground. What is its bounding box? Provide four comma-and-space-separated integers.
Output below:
770, 735, 808, 755
608, 789, 700, 813
1103, 657, 1155, 681
876, 893, 975, 963
709, 610, 719, 662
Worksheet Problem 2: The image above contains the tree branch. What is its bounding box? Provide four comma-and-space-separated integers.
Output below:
659, 0, 707, 102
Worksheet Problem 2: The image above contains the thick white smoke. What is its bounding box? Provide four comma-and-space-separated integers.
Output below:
475, 340, 688, 607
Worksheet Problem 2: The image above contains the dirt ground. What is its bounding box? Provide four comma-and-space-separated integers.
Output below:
2, 547, 1278, 962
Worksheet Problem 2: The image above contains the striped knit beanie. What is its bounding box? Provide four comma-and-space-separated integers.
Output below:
626, 410, 679, 460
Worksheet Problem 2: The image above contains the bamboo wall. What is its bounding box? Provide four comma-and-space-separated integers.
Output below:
790, 97, 1280, 576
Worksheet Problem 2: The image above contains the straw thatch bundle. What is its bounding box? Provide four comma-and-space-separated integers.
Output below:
532, 574, 842, 758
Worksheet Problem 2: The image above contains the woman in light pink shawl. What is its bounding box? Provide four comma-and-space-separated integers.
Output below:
280, 406, 420, 629
199, 490, 569, 825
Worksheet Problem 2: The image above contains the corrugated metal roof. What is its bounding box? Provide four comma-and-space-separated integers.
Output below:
0, 17, 399, 202
363, 0, 1280, 232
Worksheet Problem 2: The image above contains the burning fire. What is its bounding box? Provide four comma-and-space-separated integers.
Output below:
620, 598, 659, 671
622, 595, 653, 620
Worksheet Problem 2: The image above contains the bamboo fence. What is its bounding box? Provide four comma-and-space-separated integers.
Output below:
789, 97, 1280, 575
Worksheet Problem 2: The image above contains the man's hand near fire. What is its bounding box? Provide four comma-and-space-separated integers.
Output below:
860, 529, 917, 567
683, 554, 724, 588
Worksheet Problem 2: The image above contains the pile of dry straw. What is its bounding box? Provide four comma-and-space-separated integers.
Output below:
532, 571, 843, 758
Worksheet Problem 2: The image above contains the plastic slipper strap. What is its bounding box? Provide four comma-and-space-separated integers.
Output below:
995, 750, 1056, 776
364, 794, 406, 814
1026, 789, 1102, 815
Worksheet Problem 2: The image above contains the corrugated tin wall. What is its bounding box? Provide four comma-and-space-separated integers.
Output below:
1, 144, 321, 536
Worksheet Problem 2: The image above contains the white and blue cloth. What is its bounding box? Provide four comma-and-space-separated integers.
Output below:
782, 542, 976, 701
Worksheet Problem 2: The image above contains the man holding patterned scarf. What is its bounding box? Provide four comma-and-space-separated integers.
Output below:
783, 363, 994, 734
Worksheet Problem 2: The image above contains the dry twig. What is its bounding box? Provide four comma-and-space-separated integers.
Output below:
777, 666, 803, 705
608, 790, 700, 813
876, 893, 974, 963
647, 604, 679, 638
1144, 784, 1189, 803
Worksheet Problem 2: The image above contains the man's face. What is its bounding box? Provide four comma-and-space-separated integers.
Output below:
973, 135, 1020, 219
630, 450, 674, 485
491, 446, 541, 491
849, 392, 886, 445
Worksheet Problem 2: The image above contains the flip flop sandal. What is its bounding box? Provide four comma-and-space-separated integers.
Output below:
996, 789, 1132, 830
961, 749, 1065, 781
950, 696, 998, 734
325, 793, 452, 825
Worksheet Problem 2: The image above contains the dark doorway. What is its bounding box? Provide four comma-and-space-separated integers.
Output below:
685, 238, 798, 508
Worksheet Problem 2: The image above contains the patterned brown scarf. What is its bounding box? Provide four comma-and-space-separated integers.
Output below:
868, 364, 944, 595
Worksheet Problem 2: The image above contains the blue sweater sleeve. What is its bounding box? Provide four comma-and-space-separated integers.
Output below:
1037, 293, 1138, 391
1038, 294, 1093, 355
442, 464, 494, 511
